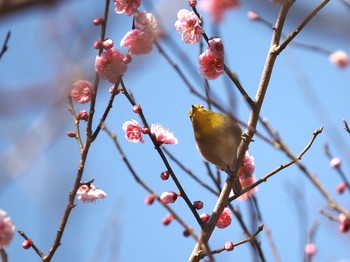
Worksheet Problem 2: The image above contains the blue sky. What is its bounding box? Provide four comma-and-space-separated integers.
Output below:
1, 0, 350, 261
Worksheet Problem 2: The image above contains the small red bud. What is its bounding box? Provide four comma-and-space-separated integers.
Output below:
330, 157, 341, 169
102, 38, 114, 50
337, 183, 346, 194
162, 214, 174, 226
123, 54, 132, 64
224, 241, 234, 251
132, 104, 142, 114
77, 110, 88, 121
22, 239, 33, 249
193, 200, 204, 210
200, 213, 210, 223
189, 0, 197, 7
183, 226, 193, 237
141, 127, 149, 134
160, 171, 170, 180
93, 18, 104, 26
67, 131, 76, 138
93, 40, 102, 49
144, 194, 157, 205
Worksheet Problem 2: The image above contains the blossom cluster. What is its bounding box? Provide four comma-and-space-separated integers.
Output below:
77, 184, 107, 203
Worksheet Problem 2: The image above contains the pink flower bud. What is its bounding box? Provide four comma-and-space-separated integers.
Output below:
162, 214, 174, 226
193, 200, 204, 210
144, 194, 157, 205
330, 157, 341, 169
77, 110, 88, 121
132, 104, 142, 113
160, 171, 170, 180
93, 18, 104, 26
103, 38, 114, 50
109, 85, 121, 95
336, 183, 346, 194
183, 226, 193, 237
338, 213, 350, 233
160, 191, 178, 204
224, 241, 234, 251
200, 213, 210, 223
122, 54, 132, 64
216, 208, 232, 229
329, 50, 349, 68
67, 131, 76, 138
141, 127, 149, 134
304, 242, 316, 257
22, 239, 33, 249
189, 0, 197, 7
114, 0, 141, 16
94, 40, 103, 49
247, 10, 260, 20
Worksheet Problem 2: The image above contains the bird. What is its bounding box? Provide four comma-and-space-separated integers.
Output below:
189, 104, 242, 169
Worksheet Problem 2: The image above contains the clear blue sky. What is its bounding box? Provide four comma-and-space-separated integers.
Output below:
1, 0, 350, 261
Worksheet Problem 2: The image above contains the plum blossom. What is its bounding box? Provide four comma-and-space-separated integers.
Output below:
77, 184, 106, 203
70, 80, 94, 104
121, 11, 158, 55
329, 50, 349, 68
151, 124, 178, 146
200, 0, 239, 23
199, 49, 224, 80
175, 9, 204, 44
216, 207, 232, 229
114, 0, 141, 16
238, 175, 257, 201
122, 119, 144, 143
120, 30, 153, 55
0, 209, 15, 248
95, 48, 128, 83
238, 151, 255, 179
134, 11, 158, 42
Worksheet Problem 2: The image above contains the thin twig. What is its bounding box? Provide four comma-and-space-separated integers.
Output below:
0, 248, 8, 262
343, 119, 350, 134
119, 78, 203, 227
0, 31, 11, 60
67, 96, 84, 152
18, 230, 45, 258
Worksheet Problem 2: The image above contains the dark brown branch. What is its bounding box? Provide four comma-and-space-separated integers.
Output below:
0, 31, 11, 60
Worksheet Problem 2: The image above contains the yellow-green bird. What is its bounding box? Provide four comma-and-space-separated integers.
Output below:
189, 104, 242, 169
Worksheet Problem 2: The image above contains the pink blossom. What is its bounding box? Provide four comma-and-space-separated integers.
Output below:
151, 124, 178, 145
70, 80, 94, 104
144, 194, 157, 205
120, 30, 153, 55
199, 49, 224, 80
0, 209, 15, 248
114, 0, 141, 16
224, 241, 234, 251
329, 50, 350, 68
238, 175, 257, 201
160, 191, 178, 204
338, 213, 350, 233
134, 11, 158, 42
200, 0, 240, 23
200, 213, 210, 223
238, 151, 255, 179
122, 119, 144, 143
216, 207, 232, 229
304, 242, 317, 257
175, 9, 204, 44
95, 48, 128, 83
330, 157, 341, 169
77, 184, 106, 203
